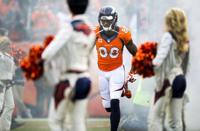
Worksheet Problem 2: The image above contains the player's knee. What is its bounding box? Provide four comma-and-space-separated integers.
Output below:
172, 75, 186, 98
73, 77, 91, 100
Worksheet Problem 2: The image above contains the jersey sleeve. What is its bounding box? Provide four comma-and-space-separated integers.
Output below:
121, 27, 133, 45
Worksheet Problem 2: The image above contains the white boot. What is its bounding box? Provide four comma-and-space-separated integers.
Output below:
48, 98, 63, 131
0, 92, 4, 116
0, 88, 14, 131
48, 88, 72, 131
0, 86, 6, 117
63, 88, 74, 131
148, 97, 166, 131
71, 99, 88, 131
166, 98, 184, 131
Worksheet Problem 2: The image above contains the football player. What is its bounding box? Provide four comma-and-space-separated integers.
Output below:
94, 6, 137, 131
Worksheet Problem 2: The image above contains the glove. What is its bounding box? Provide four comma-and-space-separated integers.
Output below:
121, 82, 132, 98
121, 88, 132, 98
121, 73, 137, 99
127, 73, 136, 83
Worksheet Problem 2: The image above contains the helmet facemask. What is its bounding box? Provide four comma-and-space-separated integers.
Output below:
100, 15, 116, 31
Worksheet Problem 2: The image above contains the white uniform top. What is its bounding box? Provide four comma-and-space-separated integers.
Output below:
0, 52, 15, 80
42, 15, 95, 86
153, 32, 185, 91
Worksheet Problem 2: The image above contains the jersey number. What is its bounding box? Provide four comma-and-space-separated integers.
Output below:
99, 47, 119, 58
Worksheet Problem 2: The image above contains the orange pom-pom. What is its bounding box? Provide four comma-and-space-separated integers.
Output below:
20, 35, 54, 80
132, 41, 157, 78
43, 35, 54, 48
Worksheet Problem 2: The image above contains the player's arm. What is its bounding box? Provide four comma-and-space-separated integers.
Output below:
125, 40, 137, 56
122, 28, 137, 74
121, 27, 137, 56
126, 40, 137, 74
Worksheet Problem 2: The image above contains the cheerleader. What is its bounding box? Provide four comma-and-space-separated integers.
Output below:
148, 8, 189, 131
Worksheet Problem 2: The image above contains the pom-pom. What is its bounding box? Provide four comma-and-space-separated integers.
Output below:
132, 41, 157, 78
20, 35, 54, 80
43, 35, 54, 48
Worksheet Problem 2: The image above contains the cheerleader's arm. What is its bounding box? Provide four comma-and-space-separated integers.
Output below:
153, 32, 173, 67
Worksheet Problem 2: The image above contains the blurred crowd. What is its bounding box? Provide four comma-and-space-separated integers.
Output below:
0, 0, 64, 42
0, 2, 65, 129
0, 0, 154, 42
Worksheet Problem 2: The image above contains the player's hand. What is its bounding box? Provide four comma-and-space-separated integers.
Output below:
124, 89, 132, 98
127, 73, 136, 83
121, 86, 132, 98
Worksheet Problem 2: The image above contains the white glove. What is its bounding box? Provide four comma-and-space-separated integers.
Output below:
126, 73, 137, 83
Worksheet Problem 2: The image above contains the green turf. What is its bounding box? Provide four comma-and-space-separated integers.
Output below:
12, 118, 109, 131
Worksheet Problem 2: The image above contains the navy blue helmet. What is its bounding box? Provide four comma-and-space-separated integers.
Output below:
98, 6, 118, 31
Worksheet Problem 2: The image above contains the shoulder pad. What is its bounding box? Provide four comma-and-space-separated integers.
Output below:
94, 26, 102, 35
92, 26, 98, 31
119, 26, 129, 34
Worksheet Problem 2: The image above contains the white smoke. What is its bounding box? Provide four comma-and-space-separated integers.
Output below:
178, 0, 200, 130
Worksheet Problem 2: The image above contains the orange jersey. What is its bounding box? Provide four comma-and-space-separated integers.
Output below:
95, 26, 132, 71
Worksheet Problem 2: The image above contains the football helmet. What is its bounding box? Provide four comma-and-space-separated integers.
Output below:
98, 6, 118, 31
